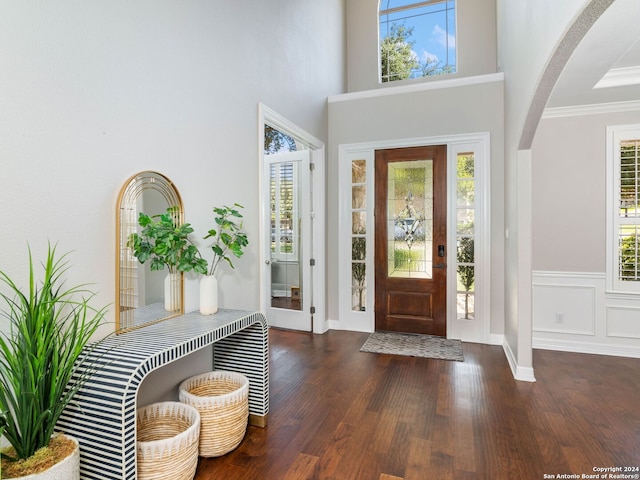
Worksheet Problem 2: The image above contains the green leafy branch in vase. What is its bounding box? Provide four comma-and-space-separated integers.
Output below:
204, 203, 249, 277
127, 206, 208, 275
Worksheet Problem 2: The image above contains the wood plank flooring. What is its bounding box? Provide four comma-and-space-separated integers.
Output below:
195, 329, 640, 480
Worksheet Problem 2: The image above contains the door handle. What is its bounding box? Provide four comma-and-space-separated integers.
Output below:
434, 263, 446, 269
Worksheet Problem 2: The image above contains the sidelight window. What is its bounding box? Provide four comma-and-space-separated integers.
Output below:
351, 159, 368, 311
456, 152, 475, 319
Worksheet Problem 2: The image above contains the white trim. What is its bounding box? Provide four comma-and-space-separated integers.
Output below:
258, 103, 326, 334
594, 66, 640, 89
533, 338, 640, 359
448, 140, 491, 344
328, 73, 504, 104
336, 133, 491, 343
542, 100, 640, 119
502, 340, 536, 382
532, 270, 605, 280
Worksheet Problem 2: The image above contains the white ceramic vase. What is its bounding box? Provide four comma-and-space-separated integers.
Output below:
15, 434, 80, 480
199, 275, 218, 315
164, 272, 181, 312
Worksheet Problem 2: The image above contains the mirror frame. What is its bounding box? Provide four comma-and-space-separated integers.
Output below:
115, 171, 185, 333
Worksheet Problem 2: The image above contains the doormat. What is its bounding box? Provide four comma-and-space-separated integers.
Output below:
360, 331, 464, 362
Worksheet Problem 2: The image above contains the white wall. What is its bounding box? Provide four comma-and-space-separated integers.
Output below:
0, 0, 345, 405
533, 111, 640, 273
0, 0, 345, 336
346, 0, 497, 92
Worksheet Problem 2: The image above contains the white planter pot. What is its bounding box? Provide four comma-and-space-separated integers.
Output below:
164, 273, 181, 312
13, 435, 80, 480
199, 275, 218, 315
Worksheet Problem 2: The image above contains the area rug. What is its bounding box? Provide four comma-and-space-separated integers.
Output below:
360, 331, 464, 361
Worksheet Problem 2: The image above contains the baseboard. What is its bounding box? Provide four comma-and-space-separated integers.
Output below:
533, 337, 640, 358
502, 339, 536, 382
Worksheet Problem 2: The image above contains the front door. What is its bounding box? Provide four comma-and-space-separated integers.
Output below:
374, 145, 447, 336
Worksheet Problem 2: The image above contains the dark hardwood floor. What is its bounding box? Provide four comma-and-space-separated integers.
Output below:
195, 329, 640, 479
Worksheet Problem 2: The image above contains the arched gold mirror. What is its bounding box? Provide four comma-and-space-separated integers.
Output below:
116, 171, 185, 333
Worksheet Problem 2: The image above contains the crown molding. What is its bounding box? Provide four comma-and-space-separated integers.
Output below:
594, 65, 640, 89
542, 99, 640, 119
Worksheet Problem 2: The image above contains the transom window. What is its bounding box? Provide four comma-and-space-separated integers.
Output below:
379, 0, 456, 83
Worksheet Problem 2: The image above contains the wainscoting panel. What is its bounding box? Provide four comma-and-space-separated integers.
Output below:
532, 271, 640, 358
606, 305, 640, 339
532, 283, 595, 336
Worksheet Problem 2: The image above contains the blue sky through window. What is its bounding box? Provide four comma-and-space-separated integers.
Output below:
380, 0, 456, 78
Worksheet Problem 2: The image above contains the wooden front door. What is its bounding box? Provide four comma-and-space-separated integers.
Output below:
375, 145, 447, 336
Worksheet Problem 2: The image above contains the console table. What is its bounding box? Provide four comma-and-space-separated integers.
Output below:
57, 309, 269, 480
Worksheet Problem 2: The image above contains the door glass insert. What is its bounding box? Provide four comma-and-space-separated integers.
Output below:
387, 160, 432, 279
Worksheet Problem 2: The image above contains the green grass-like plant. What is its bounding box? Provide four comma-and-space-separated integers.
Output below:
0, 244, 107, 461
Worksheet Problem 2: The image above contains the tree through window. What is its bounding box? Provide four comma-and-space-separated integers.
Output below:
379, 0, 456, 83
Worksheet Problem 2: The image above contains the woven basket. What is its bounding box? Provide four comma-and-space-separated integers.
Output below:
136, 401, 201, 480
178, 370, 249, 457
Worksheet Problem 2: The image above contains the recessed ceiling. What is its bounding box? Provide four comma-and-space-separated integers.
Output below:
547, 0, 640, 109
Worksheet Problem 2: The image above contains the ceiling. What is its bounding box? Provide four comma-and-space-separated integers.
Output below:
547, 0, 640, 109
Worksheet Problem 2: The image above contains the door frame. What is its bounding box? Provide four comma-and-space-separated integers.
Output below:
258, 103, 327, 333
336, 133, 491, 343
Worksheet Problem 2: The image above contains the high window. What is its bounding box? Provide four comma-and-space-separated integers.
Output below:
607, 125, 640, 293
379, 0, 456, 83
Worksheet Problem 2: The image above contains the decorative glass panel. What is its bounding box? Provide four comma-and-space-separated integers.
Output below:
351, 159, 368, 311
352, 212, 366, 234
352, 186, 366, 209
352, 159, 366, 184
387, 160, 432, 279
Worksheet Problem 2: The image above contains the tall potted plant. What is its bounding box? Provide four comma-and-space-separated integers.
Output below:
199, 204, 249, 315
0, 244, 108, 479
128, 206, 208, 311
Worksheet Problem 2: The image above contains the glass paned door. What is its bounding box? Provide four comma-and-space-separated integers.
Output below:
263, 149, 312, 331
